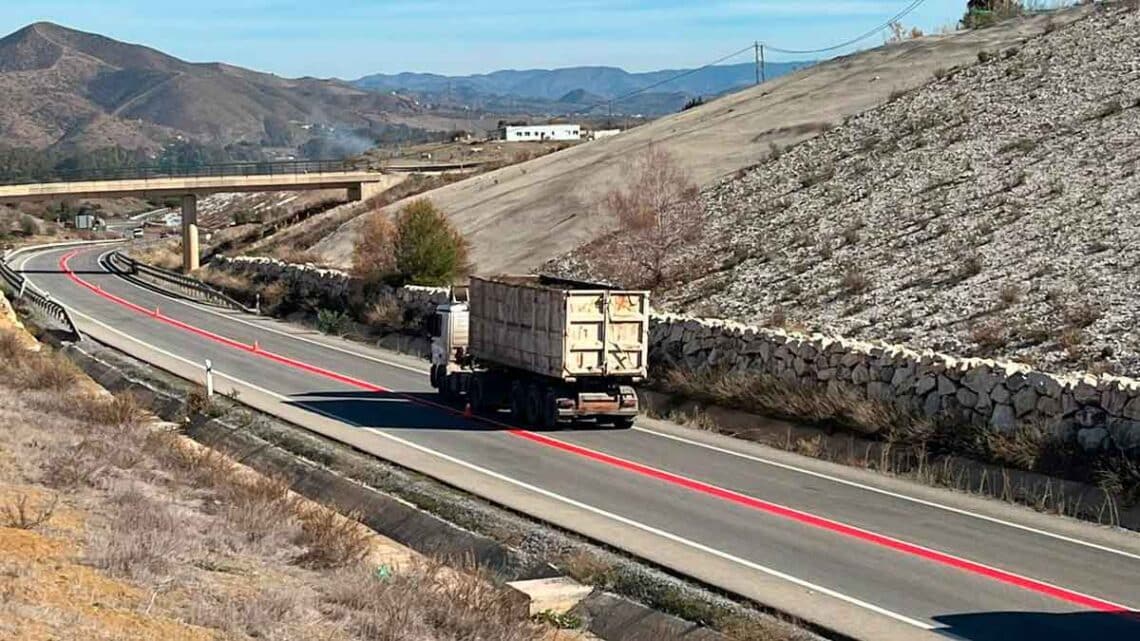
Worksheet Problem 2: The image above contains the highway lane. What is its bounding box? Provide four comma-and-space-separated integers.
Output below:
16, 243, 1140, 641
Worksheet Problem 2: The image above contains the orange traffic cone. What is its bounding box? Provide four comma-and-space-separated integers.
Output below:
153, 306, 161, 318
252, 340, 260, 352
463, 403, 473, 419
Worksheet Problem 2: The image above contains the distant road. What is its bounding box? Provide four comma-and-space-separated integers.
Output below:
16, 243, 1140, 641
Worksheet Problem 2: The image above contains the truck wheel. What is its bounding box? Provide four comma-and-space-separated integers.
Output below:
469, 375, 486, 412
525, 384, 543, 426
541, 391, 559, 430
510, 382, 527, 422
611, 416, 636, 430
429, 365, 440, 389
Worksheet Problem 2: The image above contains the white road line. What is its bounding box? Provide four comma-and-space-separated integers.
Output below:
62, 305, 935, 632
634, 427, 1140, 562
43, 245, 1140, 563
90, 248, 427, 376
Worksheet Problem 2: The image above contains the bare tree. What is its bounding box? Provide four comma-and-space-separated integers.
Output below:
595, 146, 706, 289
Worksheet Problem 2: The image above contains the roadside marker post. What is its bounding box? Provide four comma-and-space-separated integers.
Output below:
17, 280, 27, 300
205, 359, 214, 397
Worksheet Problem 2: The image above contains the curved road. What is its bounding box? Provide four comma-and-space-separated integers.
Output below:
15, 243, 1140, 641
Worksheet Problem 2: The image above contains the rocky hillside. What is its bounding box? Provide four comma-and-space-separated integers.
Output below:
0, 22, 420, 151
623, 2, 1139, 378
311, 7, 1082, 274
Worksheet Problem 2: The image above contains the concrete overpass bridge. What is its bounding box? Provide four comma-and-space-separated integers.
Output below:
0, 160, 395, 272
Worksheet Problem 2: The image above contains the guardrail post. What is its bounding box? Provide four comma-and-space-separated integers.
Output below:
205, 359, 214, 397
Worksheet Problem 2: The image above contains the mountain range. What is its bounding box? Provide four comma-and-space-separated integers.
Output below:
0, 22, 421, 153
0, 21, 813, 155
353, 61, 812, 115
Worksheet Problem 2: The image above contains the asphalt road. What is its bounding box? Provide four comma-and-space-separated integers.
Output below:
16, 243, 1140, 641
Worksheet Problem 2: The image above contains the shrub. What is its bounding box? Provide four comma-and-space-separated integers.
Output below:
392, 199, 470, 286
998, 283, 1021, 307
294, 507, 371, 569
317, 308, 352, 336
840, 265, 870, 295
351, 213, 398, 282
970, 320, 1009, 354
364, 298, 403, 330
18, 215, 39, 236
1063, 303, 1102, 329
87, 487, 189, 580
2, 494, 58, 529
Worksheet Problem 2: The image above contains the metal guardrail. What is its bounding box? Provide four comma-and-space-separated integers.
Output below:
0, 158, 362, 187
0, 248, 83, 340
105, 251, 252, 313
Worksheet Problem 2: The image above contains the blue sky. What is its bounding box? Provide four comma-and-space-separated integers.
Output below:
1, 1, 974, 78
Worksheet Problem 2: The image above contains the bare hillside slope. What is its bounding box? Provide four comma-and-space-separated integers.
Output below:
576, 2, 1140, 377
312, 7, 1088, 273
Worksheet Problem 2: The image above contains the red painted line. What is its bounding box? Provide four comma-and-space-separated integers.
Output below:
58, 249, 1134, 614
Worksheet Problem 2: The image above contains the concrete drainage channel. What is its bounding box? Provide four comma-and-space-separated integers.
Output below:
57, 336, 820, 641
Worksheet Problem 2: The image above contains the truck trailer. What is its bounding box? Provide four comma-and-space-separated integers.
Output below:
429, 275, 649, 429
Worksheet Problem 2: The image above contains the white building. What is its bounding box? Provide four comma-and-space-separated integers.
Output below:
500, 124, 581, 142
588, 129, 622, 140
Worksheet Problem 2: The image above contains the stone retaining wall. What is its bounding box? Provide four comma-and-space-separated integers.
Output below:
650, 313, 1140, 454
210, 255, 449, 328
210, 256, 1140, 455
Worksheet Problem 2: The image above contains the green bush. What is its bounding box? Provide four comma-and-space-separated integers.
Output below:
393, 199, 469, 286
316, 309, 352, 336
351, 199, 469, 287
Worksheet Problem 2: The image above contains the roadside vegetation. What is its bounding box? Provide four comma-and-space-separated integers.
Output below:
657, 366, 1140, 523
581, 147, 708, 291
0, 320, 553, 641
353, 198, 470, 287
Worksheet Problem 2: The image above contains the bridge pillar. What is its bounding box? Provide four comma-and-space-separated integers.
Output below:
181, 194, 200, 273
347, 181, 382, 202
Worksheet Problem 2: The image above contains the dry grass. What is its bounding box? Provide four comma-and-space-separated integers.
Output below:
130, 241, 182, 271
658, 363, 1140, 520
364, 297, 404, 330
659, 367, 921, 436
86, 486, 190, 580
0, 324, 556, 641
970, 319, 1010, 354
2, 494, 58, 530
294, 506, 372, 569
322, 561, 540, 641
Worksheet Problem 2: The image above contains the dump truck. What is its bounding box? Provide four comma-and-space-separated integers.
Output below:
429, 275, 649, 429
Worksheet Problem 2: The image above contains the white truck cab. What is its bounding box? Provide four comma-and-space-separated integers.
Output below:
429, 289, 469, 390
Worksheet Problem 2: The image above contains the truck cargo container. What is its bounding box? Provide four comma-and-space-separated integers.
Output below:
429, 275, 649, 428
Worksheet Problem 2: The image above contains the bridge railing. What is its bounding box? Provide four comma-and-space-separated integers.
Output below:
0, 158, 365, 187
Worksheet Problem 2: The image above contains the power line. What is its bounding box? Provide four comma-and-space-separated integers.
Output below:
763, 0, 929, 55
572, 44, 754, 116
570, 0, 930, 117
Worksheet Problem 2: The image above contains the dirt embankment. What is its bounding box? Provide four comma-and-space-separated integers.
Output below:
311, 8, 1085, 275
0, 294, 565, 641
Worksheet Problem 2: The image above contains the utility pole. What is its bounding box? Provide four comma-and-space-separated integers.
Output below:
754, 41, 761, 85
761, 44, 766, 83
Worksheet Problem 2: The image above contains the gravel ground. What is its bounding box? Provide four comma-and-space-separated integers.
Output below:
558, 3, 1140, 378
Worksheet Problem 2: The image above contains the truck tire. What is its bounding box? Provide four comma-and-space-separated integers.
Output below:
469, 375, 486, 412
525, 384, 543, 426
541, 390, 559, 430
510, 381, 527, 423
429, 364, 440, 389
